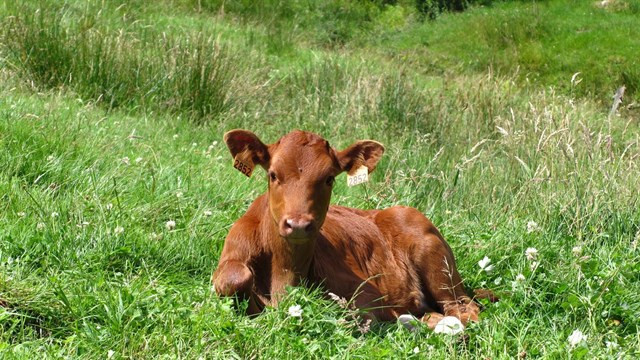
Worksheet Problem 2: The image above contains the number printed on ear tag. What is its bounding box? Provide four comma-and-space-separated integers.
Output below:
233, 155, 254, 177
347, 165, 369, 187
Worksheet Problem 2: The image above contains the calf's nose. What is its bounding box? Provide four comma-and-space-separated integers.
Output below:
281, 217, 315, 239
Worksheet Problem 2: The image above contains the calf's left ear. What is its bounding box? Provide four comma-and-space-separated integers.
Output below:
337, 140, 385, 175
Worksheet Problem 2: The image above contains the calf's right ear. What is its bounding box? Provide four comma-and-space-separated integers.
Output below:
223, 130, 270, 175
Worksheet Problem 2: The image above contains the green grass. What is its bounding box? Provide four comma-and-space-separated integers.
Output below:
1, 0, 639, 358
379, 0, 640, 103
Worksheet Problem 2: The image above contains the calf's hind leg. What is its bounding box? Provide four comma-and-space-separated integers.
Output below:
376, 207, 480, 327
212, 260, 262, 315
416, 231, 480, 326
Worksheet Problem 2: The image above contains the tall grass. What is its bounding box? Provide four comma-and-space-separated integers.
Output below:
3, 7, 239, 123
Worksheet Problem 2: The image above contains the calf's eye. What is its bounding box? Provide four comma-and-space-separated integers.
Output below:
269, 171, 277, 182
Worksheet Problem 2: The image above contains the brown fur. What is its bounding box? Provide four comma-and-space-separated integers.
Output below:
212, 130, 490, 327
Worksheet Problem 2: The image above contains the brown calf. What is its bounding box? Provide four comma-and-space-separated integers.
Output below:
212, 129, 483, 328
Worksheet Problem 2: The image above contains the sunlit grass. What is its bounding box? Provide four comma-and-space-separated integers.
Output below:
1, 0, 639, 358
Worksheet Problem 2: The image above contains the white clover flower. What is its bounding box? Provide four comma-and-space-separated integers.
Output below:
516, 274, 526, 281
36, 222, 45, 231
51, 212, 59, 218
605, 340, 618, 349
478, 256, 494, 273
203, 210, 213, 217
114, 226, 124, 235
288, 304, 303, 318
192, 142, 198, 147
135, 157, 143, 164
572, 246, 582, 256
530, 261, 539, 271
525, 247, 538, 260
434, 316, 464, 335
176, 192, 183, 198
526, 220, 540, 233
107, 350, 115, 358
568, 329, 587, 347
165, 220, 176, 230
121, 156, 130, 165
17, 212, 26, 217
106, 203, 113, 211
173, 134, 179, 140
413, 347, 420, 354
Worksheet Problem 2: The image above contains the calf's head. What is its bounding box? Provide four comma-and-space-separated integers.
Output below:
224, 129, 384, 244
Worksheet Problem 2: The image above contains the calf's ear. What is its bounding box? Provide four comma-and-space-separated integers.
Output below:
337, 140, 385, 175
223, 129, 270, 170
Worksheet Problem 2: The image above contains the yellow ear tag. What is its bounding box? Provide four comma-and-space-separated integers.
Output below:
347, 165, 369, 187
233, 154, 254, 177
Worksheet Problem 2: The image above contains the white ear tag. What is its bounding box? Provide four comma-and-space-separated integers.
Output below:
233, 154, 254, 177
347, 165, 369, 187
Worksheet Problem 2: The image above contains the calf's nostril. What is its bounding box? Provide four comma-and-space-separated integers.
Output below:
304, 222, 314, 233
285, 219, 294, 229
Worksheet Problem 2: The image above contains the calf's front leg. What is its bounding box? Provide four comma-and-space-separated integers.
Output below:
212, 260, 262, 315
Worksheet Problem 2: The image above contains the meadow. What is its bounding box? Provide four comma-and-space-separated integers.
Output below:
1, 0, 639, 358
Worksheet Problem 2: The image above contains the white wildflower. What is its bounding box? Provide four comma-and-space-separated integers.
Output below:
173, 134, 179, 140
114, 226, 124, 235
525, 247, 538, 260
605, 340, 618, 349
121, 156, 130, 165
526, 220, 540, 233
51, 212, 59, 218
434, 316, 464, 335
530, 261, 539, 271
106, 203, 113, 211
135, 157, 143, 164
165, 220, 176, 230
107, 350, 115, 358
516, 274, 526, 281
478, 256, 494, 273
567, 329, 587, 347
288, 305, 303, 318
17, 212, 26, 217
36, 222, 45, 231
192, 142, 198, 147
47, 155, 55, 162
203, 210, 213, 217
572, 246, 582, 256
176, 192, 183, 198
413, 347, 420, 354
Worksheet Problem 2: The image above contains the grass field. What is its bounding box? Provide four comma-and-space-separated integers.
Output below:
1, 0, 639, 358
